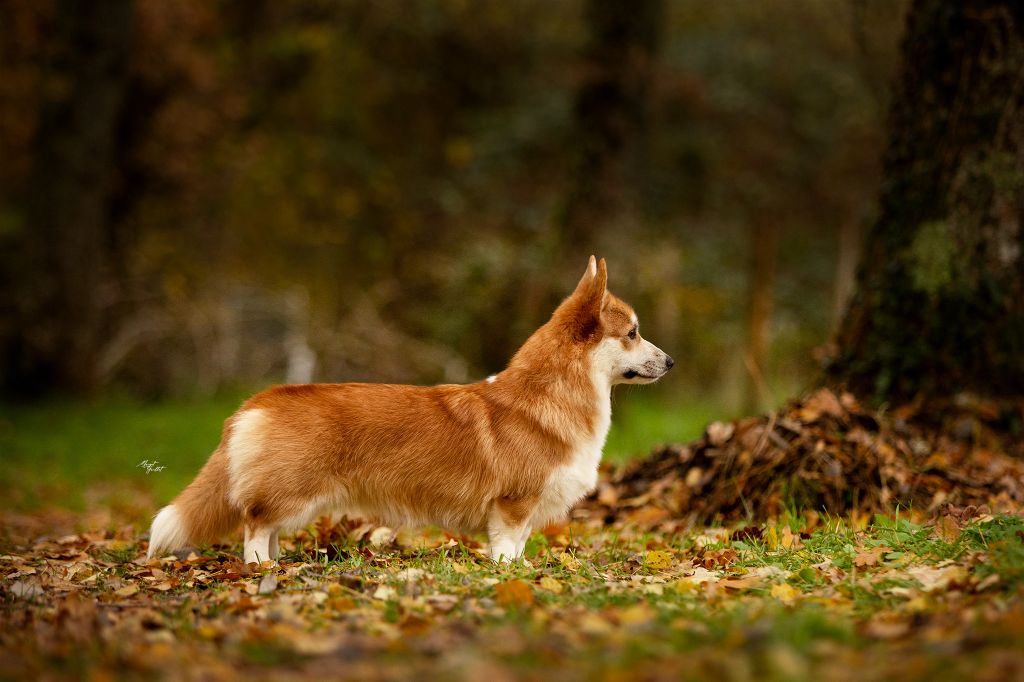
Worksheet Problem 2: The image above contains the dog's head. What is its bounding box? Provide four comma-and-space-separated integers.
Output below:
563, 256, 674, 386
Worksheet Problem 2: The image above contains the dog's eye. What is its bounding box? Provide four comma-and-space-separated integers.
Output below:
628, 327, 637, 340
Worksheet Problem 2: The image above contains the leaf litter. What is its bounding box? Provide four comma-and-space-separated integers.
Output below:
2, 390, 1024, 680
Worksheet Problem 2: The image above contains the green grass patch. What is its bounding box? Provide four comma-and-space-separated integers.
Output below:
963, 514, 1024, 588
603, 393, 726, 463
0, 392, 249, 511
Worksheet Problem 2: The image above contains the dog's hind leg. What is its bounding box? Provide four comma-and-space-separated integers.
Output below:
244, 525, 274, 565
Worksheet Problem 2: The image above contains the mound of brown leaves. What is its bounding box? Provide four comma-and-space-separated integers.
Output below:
585, 389, 1024, 529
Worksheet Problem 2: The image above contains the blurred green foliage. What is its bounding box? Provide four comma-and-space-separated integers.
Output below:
0, 0, 907, 406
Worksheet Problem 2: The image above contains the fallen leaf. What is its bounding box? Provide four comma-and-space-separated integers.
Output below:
258, 573, 278, 595
395, 568, 425, 581
936, 515, 960, 542
372, 585, 397, 601
719, 575, 762, 591
9, 579, 43, 599
195, 625, 221, 640
802, 388, 845, 420
578, 612, 613, 636
864, 614, 910, 639
538, 576, 563, 594
770, 583, 799, 605
425, 594, 459, 612
6, 566, 37, 579
625, 506, 669, 527
327, 596, 356, 612
114, 584, 139, 598
685, 467, 704, 488
368, 527, 395, 548
644, 550, 673, 570
975, 573, 1000, 592
495, 579, 534, 608
780, 526, 801, 549
398, 613, 432, 636
558, 552, 580, 572
707, 421, 735, 446
596, 484, 619, 507
747, 565, 791, 581
701, 548, 738, 569
694, 528, 729, 548
731, 526, 764, 543
907, 565, 966, 593
617, 603, 655, 626
854, 546, 889, 568
678, 566, 719, 586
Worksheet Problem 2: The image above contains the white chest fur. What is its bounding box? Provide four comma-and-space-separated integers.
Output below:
532, 379, 612, 526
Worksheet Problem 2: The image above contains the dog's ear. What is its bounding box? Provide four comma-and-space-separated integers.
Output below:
572, 255, 607, 300
567, 255, 607, 340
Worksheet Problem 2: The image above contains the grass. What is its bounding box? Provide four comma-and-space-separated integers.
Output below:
603, 391, 725, 463
0, 392, 249, 511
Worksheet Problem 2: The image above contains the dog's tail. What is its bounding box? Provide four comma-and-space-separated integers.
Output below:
147, 446, 240, 558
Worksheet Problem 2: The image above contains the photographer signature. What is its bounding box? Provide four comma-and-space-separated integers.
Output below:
137, 459, 166, 474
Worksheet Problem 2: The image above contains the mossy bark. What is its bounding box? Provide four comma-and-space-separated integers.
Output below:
830, 0, 1024, 401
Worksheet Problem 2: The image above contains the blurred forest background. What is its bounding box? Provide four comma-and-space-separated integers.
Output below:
0, 0, 910, 417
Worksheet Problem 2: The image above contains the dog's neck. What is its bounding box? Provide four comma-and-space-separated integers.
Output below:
491, 352, 609, 445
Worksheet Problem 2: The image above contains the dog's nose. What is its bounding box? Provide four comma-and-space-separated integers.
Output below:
665, 355, 674, 369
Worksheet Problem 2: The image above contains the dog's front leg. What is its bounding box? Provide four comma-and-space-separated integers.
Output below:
487, 498, 533, 562
511, 523, 533, 561
269, 529, 280, 560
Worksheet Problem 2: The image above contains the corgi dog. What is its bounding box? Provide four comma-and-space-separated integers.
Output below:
147, 256, 673, 563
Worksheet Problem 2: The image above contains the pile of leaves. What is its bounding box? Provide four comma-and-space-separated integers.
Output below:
587, 389, 1024, 529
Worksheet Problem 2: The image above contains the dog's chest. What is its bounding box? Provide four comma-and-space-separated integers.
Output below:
533, 397, 612, 524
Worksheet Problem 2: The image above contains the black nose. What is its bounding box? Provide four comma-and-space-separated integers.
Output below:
665, 355, 674, 369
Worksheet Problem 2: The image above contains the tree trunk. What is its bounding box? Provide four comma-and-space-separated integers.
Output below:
830, 0, 1024, 401
5, 0, 134, 396
560, 0, 663, 249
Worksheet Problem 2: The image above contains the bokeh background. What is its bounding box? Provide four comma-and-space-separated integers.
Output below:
0, 0, 909, 519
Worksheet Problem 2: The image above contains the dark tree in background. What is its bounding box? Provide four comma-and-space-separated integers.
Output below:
6, 0, 134, 395
831, 0, 1024, 401
561, 0, 663, 248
